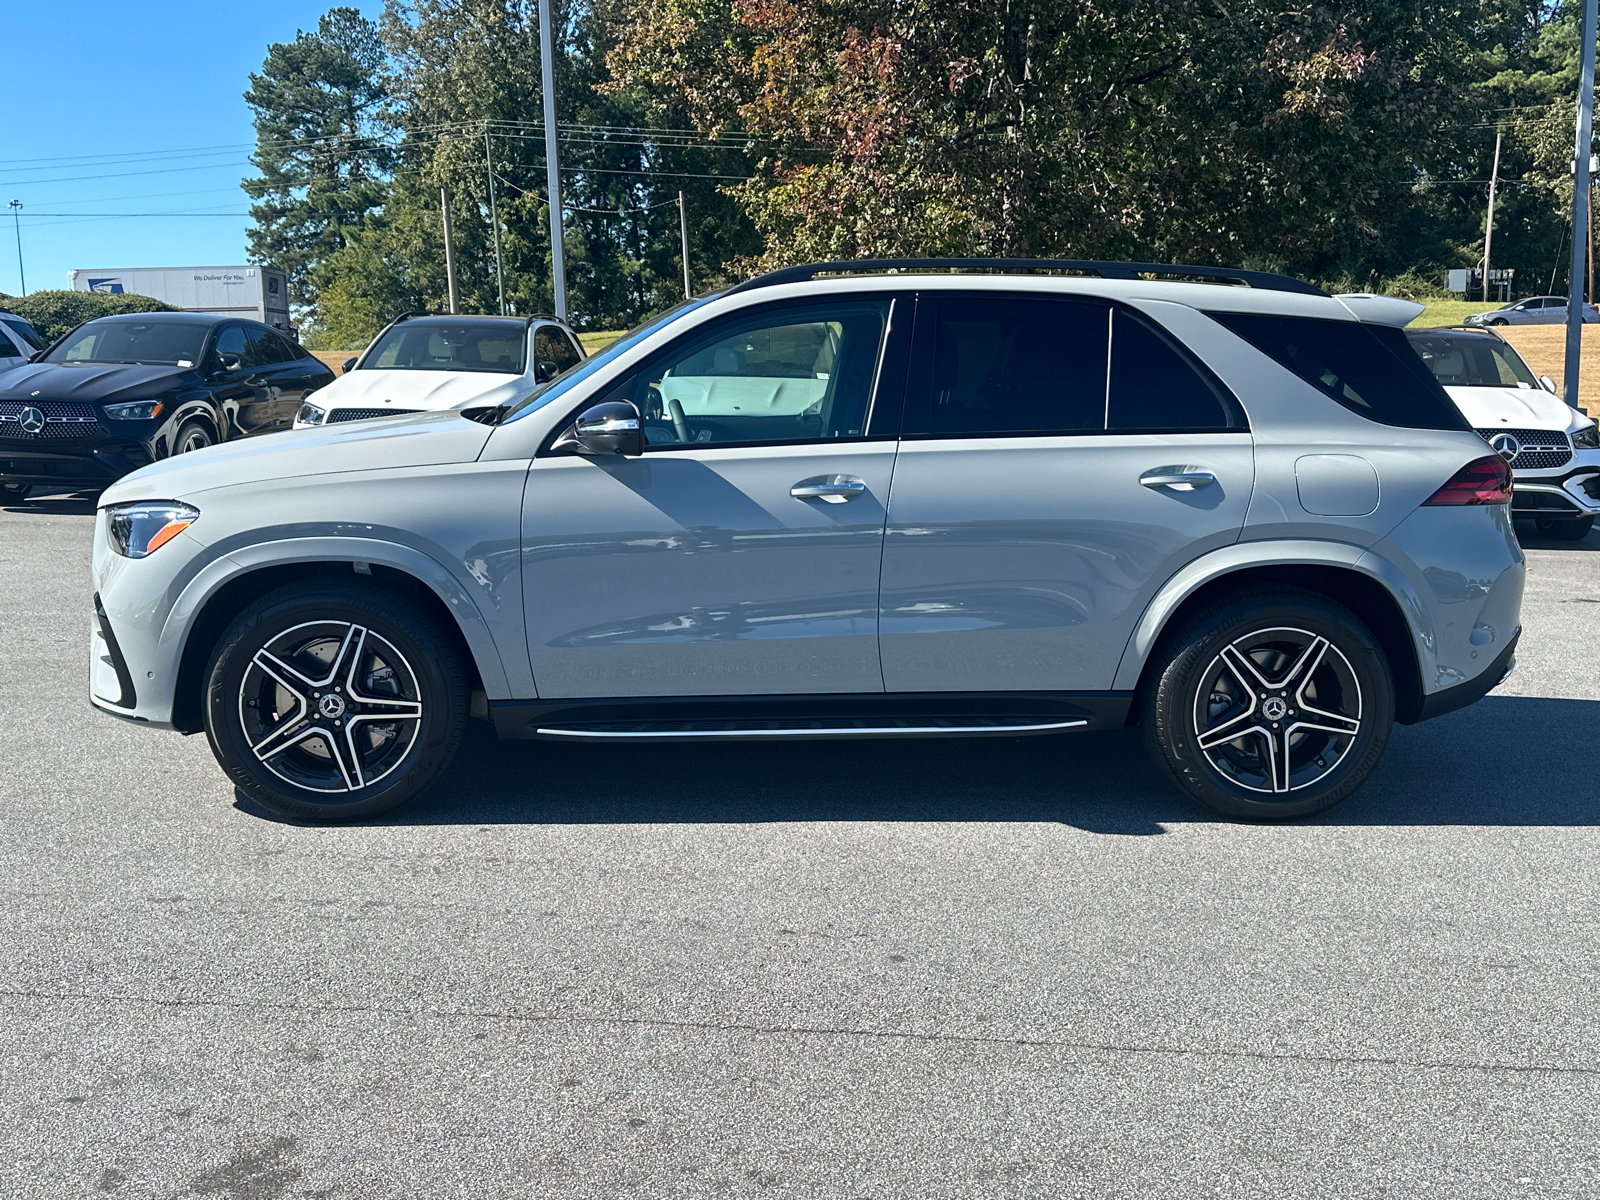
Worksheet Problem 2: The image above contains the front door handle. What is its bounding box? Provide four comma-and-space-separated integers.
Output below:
1140, 467, 1216, 491
791, 475, 867, 504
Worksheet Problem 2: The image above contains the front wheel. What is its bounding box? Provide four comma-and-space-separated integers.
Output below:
1141, 589, 1394, 820
173, 419, 215, 455
202, 579, 468, 821
1489, 317, 1510, 326
1533, 514, 1594, 541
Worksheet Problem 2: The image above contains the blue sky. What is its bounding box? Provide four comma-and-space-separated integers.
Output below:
0, 1, 379, 296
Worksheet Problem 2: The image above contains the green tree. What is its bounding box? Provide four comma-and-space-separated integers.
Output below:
243, 7, 396, 313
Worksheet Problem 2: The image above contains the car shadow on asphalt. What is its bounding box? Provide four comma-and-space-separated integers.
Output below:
1514, 519, 1600, 551
2, 491, 99, 516
236, 694, 1600, 834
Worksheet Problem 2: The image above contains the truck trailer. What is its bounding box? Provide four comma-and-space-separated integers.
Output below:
68, 265, 291, 332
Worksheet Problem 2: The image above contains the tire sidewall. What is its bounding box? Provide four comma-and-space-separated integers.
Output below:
203, 583, 465, 821
1148, 594, 1394, 820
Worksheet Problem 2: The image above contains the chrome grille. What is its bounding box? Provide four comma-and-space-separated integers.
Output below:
0, 400, 103, 439
327, 407, 423, 423
1474, 427, 1572, 471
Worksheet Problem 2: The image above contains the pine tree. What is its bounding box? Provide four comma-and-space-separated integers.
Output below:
243, 7, 396, 313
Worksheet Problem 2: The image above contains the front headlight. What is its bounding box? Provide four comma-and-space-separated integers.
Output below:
103, 400, 164, 421
296, 403, 327, 426
106, 501, 199, 558
1573, 422, 1600, 450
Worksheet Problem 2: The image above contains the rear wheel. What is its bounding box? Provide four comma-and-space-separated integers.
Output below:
1141, 589, 1394, 820
1533, 514, 1594, 541
0, 481, 29, 502
203, 579, 468, 821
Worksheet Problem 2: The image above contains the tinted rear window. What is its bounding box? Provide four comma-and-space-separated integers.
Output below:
1209, 312, 1469, 431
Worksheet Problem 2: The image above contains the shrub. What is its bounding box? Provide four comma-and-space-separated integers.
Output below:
0, 289, 182, 345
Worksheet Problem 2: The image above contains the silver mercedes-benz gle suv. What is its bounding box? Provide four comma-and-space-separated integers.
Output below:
88, 259, 1524, 823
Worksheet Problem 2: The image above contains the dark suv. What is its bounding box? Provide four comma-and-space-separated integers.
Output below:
0, 311, 333, 499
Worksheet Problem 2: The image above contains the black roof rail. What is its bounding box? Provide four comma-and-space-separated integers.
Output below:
724, 257, 1327, 298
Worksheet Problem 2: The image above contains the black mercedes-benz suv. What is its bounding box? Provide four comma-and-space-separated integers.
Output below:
0, 312, 334, 500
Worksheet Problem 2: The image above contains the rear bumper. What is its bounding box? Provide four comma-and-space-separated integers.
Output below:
1412, 633, 1519, 723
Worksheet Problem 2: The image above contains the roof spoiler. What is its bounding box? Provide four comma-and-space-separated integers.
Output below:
1334, 293, 1426, 327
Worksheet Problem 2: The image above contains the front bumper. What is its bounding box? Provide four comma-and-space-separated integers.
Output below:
0, 440, 155, 488
1511, 466, 1600, 517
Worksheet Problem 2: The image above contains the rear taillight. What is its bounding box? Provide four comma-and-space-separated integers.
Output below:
1423, 455, 1512, 506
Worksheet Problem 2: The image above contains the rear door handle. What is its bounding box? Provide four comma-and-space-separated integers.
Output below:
791, 475, 867, 504
1140, 467, 1216, 491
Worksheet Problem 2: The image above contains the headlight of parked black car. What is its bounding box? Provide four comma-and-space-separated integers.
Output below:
103, 401, 165, 421
106, 501, 199, 558
1573, 423, 1600, 450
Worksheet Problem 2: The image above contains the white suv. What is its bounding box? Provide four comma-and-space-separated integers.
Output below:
294, 313, 584, 429
1406, 326, 1600, 540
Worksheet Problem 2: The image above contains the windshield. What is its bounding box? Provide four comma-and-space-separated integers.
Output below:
503, 296, 716, 422
1406, 331, 1539, 388
361, 319, 527, 374
45, 319, 210, 367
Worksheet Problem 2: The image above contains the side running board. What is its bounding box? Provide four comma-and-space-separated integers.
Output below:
533, 716, 1088, 742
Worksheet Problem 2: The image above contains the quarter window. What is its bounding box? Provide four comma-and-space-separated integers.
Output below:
1210, 312, 1470, 431
615, 300, 890, 447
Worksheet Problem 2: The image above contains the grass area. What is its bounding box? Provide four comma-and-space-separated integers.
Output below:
1411, 299, 1502, 328
578, 330, 624, 354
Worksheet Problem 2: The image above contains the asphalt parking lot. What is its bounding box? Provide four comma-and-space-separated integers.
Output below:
1, 491, 1597, 1199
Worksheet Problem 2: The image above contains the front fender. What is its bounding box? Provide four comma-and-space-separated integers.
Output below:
159, 536, 513, 712
1110, 538, 1433, 693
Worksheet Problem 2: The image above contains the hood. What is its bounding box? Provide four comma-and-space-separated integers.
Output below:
1442, 383, 1578, 430
0, 361, 196, 404
314, 368, 524, 411
101, 408, 495, 505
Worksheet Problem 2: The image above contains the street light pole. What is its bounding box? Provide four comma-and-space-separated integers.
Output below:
484, 129, 507, 316
440, 187, 459, 315
7, 201, 24, 296
1564, 0, 1598, 408
1483, 127, 1501, 304
539, 0, 567, 321
678, 191, 692, 298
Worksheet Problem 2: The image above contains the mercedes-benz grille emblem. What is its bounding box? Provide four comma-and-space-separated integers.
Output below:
18, 406, 45, 435
1489, 432, 1522, 462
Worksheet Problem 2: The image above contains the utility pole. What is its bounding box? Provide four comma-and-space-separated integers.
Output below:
7, 201, 24, 296
1483, 127, 1502, 304
440, 187, 459, 315
538, 0, 567, 321
1565, 0, 1598, 408
484, 129, 507, 316
678, 191, 692, 298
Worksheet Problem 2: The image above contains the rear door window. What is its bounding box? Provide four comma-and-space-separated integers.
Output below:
1209, 312, 1470, 431
918, 295, 1110, 436
906, 294, 1243, 436
1108, 308, 1243, 431
534, 325, 582, 374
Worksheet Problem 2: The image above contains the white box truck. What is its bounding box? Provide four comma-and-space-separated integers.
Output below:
68, 265, 291, 331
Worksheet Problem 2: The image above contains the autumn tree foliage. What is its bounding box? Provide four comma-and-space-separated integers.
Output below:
606, 0, 1520, 277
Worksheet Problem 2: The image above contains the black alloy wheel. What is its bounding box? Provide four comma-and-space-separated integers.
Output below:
0, 481, 29, 502
203, 579, 468, 821
1141, 588, 1394, 820
173, 419, 214, 455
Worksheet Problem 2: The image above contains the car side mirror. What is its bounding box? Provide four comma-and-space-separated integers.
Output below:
217, 352, 243, 372
1540, 375, 1558, 394
534, 359, 561, 383
342, 356, 358, 374
553, 400, 645, 457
